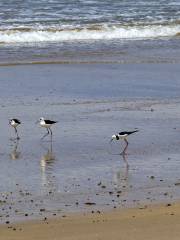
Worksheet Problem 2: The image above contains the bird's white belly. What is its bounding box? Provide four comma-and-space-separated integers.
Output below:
11, 122, 19, 128
119, 134, 128, 139
40, 123, 51, 128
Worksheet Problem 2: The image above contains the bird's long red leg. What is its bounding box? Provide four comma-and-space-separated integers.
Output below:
14, 127, 20, 140
122, 138, 128, 155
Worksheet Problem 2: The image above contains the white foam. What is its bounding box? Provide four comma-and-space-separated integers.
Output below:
0, 24, 180, 43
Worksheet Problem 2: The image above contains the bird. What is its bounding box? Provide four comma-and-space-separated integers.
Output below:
9, 118, 21, 140
38, 117, 57, 140
110, 130, 139, 154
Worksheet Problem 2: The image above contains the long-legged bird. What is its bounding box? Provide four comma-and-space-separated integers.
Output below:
110, 130, 139, 154
9, 118, 21, 140
38, 117, 57, 140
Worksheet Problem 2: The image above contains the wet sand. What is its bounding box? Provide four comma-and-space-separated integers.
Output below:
1, 202, 180, 240
0, 98, 180, 224
0, 63, 180, 225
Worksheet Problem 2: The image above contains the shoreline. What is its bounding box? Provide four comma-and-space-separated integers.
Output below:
1, 201, 180, 240
0, 98, 180, 224
0, 63, 180, 226
1, 1, 180, 237
0, 59, 180, 67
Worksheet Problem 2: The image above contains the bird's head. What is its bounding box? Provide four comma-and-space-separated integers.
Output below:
36, 117, 44, 124
110, 134, 117, 142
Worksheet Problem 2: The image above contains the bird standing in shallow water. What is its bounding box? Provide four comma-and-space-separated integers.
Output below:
9, 118, 21, 140
110, 130, 139, 154
38, 117, 57, 140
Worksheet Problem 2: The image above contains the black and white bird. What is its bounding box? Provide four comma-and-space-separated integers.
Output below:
38, 117, 57, 139
110, 130, 139, 144
110, 130, 139, 154
9, 118, 21, 140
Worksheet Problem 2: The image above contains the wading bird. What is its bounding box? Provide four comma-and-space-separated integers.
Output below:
110, 130, 139, 154
9, 118, 21, 140
38, 117, 57, 140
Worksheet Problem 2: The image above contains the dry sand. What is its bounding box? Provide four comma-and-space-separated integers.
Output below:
1, 202, 180, 240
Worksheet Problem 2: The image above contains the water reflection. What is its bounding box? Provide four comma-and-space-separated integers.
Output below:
40, 140, 57, 192
114, 153, 129, 186
40, 140, 55, 171
9, 139, 21, 160
123, 153, 129, 174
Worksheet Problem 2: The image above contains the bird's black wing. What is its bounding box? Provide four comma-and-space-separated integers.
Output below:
45, 120, 57, 124
119, 130, 138, 136
14, 119, 21, 124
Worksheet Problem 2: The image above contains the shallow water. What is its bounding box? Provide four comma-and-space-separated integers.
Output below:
0, 64, 180, 223
0, 63, 180, 101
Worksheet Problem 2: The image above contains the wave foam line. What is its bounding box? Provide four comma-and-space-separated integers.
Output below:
0, 25, 180, 43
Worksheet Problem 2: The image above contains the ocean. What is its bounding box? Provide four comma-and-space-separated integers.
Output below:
0, 0, 180, 64
0, 1, 180, 223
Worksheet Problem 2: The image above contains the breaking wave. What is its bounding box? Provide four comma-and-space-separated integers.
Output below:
0, 23, 180, 44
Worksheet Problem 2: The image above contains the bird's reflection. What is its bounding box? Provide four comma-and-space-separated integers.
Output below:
40, 140, 55, 172
113, 146, 129, 191
114, 154, 129, 186
9, 139, 21, 160
40, 140, 57, 192
118, 153, 129, 179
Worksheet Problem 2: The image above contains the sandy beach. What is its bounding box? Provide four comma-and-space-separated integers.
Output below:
1, 202, 180, 240
1, 0, 180, 238
0, 63, 180, 238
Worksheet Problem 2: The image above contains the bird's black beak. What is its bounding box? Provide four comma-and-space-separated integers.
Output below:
109, 139, 113, 143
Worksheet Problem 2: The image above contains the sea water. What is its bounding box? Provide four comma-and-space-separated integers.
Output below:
0, 0, 180, 64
